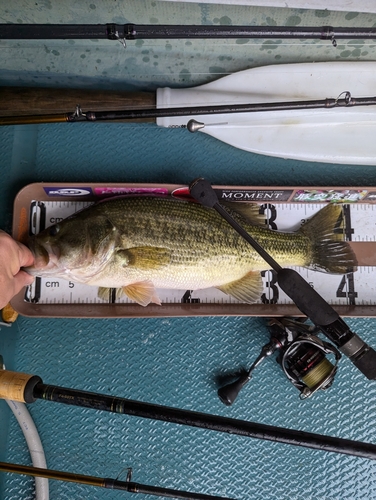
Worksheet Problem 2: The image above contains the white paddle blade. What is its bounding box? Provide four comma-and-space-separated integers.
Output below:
157, 62, 376, 165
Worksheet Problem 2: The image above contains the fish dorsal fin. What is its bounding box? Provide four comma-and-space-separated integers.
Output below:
221, 202, 265, 226
217, 271, 263, 304
117, 247, 171, 270
123, 280, 162, 307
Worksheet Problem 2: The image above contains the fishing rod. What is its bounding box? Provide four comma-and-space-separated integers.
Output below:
1, 368, 376, 460
0, 462, 230, 499
189, 178, 376, 405
1, 23, 376, 47
0, 90, 372, 127
0, 63, 374, 165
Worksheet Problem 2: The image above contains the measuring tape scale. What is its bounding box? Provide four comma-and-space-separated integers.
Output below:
24, 200, 376, 307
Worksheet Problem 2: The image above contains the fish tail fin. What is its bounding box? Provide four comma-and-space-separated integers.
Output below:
299, 204, 357, 274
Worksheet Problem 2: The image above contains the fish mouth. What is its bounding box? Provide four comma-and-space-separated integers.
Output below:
25, 242, 62, 276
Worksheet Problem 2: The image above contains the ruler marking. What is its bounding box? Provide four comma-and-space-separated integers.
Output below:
26, 201, 376, 306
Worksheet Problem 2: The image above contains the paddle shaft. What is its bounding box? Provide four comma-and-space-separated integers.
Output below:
0, 86, 374, 126
1, 23, 376, 42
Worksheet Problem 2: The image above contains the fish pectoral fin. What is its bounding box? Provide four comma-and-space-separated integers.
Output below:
217, 271, 262, 304
123, 281, 162, 307
97, 287, 124, 301
117, 247, 171, 270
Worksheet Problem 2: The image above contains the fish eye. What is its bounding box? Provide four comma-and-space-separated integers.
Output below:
49, 224, 60, 236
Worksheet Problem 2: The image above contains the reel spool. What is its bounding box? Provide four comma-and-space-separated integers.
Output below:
280, 333, 340, 399
218, 318, 341, 406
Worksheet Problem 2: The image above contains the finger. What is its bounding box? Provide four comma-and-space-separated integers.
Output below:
16, 242, 35, 268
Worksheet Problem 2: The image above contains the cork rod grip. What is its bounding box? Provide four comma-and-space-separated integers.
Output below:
0, 87, 156, 122
0, 370, 42, 403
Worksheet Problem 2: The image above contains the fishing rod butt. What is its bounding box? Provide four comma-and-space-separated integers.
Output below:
189, 178, 219, 208
0, 369, 41, 403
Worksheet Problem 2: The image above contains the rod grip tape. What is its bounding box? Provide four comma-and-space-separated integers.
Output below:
0, 370, 42, 403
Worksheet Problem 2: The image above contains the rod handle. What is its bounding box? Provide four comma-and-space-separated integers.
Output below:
0, 369, 42, 403
0, 114, 68, 126
1, 303, 18, 323
0, 87, 156, 121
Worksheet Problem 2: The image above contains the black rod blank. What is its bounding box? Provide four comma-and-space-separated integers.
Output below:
82, 95, 376, 122
1, 23, 376, 41
31, 381, 376, 460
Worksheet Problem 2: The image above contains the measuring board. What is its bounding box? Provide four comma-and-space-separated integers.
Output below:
11, 183, 376, 318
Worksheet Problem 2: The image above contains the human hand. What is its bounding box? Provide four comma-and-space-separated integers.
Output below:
0, 231, 35, 310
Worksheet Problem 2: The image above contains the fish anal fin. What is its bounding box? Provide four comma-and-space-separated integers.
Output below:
123, 280, 161, 307
217, 271, 262, 304
117, 247, 170, 271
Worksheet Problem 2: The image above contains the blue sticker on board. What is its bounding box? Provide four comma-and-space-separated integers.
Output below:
43, 187, 93, 197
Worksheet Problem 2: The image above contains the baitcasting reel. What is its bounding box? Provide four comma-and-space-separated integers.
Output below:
218, 317, 341, 406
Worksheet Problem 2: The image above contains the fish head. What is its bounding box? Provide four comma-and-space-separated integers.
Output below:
26, 211, 117, 282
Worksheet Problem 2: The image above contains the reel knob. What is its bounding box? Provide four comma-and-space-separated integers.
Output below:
217, 372, 251, 406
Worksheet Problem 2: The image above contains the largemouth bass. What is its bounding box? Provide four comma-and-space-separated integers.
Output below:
25, 196, 357, 306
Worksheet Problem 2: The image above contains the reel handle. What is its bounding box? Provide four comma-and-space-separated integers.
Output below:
218, 341, 279, 406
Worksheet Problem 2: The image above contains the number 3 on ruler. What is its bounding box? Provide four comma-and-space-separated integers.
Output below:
259, 204, 279, 303
261, 270, 279, 304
